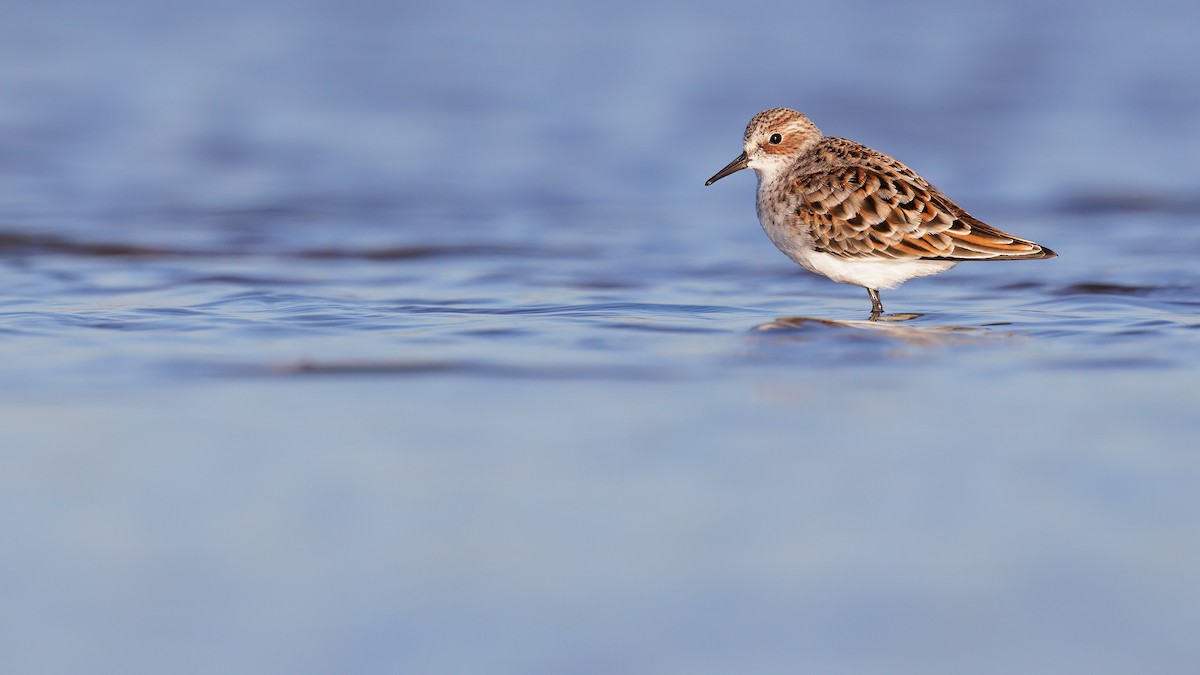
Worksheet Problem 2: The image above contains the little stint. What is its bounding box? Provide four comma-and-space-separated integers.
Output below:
706, 108, 1056, 317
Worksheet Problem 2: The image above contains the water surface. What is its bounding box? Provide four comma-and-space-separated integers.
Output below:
2, 0, 1199, 673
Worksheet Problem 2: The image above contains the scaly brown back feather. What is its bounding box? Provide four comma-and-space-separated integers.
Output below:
790, 138, 1056, 262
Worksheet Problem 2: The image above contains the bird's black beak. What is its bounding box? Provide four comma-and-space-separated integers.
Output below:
705, 151, 749, 186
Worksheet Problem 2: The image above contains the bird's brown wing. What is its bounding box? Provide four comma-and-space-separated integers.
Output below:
794, 166, 1055, 261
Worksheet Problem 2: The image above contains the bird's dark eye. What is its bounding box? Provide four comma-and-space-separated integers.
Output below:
769, 133, 783, 145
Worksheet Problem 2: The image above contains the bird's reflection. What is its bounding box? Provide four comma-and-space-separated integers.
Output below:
751, 313, 988, 345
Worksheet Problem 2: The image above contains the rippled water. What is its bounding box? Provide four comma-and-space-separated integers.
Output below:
3, 0, 1200, 673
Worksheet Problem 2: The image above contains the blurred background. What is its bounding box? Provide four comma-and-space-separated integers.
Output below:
2, 0, 1199, 673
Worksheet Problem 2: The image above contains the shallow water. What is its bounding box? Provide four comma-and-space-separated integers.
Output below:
2, 0, 1200, 673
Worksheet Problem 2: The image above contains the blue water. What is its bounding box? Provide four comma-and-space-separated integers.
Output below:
2, 0, 1200, 673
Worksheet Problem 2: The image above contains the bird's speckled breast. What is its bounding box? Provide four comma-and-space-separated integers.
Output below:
755, 173, 816, 270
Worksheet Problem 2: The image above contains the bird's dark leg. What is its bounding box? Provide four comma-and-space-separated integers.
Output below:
868, 288, 883, 320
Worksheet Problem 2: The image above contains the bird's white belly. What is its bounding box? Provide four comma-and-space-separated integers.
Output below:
785, 249, 956, 290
